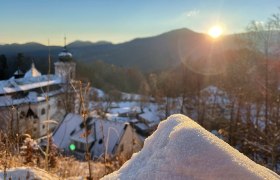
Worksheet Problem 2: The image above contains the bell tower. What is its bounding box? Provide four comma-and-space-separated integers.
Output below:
55, 37, 76, 83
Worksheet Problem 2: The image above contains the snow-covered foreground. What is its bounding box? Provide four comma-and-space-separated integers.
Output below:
0, 160, 107, 179
0, 167, 60, 180
103, 114, 280, 180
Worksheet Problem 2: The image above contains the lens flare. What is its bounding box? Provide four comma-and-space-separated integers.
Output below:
208, 26, 223, 38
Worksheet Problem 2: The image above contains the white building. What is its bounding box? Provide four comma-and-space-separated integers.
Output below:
0, 43, 77, 138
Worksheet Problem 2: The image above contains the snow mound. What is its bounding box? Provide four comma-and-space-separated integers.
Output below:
0, 167, 59, 180
102, 114, 280, 180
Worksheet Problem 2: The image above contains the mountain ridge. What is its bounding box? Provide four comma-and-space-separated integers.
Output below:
0, 28, 255, 73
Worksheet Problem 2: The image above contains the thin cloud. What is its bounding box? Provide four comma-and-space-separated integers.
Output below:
162, 9, 200, 25
185, 9, 200, 17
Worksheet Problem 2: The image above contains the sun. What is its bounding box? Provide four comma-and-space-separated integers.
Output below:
208, 25, 223, 38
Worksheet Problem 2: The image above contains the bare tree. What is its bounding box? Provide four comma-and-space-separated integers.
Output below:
247, 20, 275, 131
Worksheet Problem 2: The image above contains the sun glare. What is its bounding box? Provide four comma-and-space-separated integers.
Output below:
208, 25, 223, 38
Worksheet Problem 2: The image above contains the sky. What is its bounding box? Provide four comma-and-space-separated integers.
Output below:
0, 0, 279, 45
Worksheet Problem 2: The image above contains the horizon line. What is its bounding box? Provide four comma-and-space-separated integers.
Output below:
0, 27, 245, 46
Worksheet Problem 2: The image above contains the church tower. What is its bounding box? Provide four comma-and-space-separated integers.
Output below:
54, 37, 76, 83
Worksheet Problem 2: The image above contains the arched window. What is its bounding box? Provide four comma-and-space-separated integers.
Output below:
41, 108, 46, 115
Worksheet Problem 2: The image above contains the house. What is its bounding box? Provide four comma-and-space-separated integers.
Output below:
108, 103, 141, 118
114, 122, 144, 160
53, 113, 143, 160
138, 111, 160, 124
132, 105, 161, 136
133, 122, 151, 136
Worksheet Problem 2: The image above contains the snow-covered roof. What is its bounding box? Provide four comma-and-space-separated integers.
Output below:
71, 128, 95, 144
0, 90, 61, 107
134, 123, 149, 131
106, 113, 130, 123
130, 119, 139, 123
201, 85, 230, 106
103, 114, 279, 180
58, 51, 72, 58
90, 87, 105, 98
14, 69, 23, 75
53, 113, 83, 149
109, 107, 131, 114
53, 113, 128, 156
24, 63, 41, 78
121, 92, 142, 101
201, 85, 224, 94
137, 104, 161, 124
139, 111, 160, 123
108, 106, 141, 115
0, 74, 61, 95
91, 101, 141, 117
91, 119, 126, 156
58, 48, 73, 62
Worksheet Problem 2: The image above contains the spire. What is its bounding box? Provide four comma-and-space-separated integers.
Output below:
64, 36, 67, 49
24, 62, 41, 78
48, 39, 51, 75
32, 58, 35, 66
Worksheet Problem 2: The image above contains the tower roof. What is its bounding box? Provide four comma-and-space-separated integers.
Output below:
58, 48, 73, 62
58, 37, 73, 62
14, 68, 23, 75
24, 63, 41, 78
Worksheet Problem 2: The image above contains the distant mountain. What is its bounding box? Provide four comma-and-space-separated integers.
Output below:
67, 28, 239, 72
68, 40, 112, 48
0, 42, 48, 55
0, 28, 250, 73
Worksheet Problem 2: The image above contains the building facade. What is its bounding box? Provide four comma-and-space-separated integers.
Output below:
0, 44, 76, 138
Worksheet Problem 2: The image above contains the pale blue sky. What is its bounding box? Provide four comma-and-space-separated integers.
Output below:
0, 0, 279, 45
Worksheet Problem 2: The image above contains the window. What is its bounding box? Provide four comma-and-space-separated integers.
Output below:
42, 125, 45, 129
41, 108, 46, 115
57, 100, 61, 107
77, 142, 85, 151
120, 144, 124, 152
19, 111, 25, 119
70, 130, 76, 136
80, 143, 85, 151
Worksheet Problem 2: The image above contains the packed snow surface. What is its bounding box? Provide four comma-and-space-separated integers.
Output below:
102, 114, 280, 180
0, 167, 59, 180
